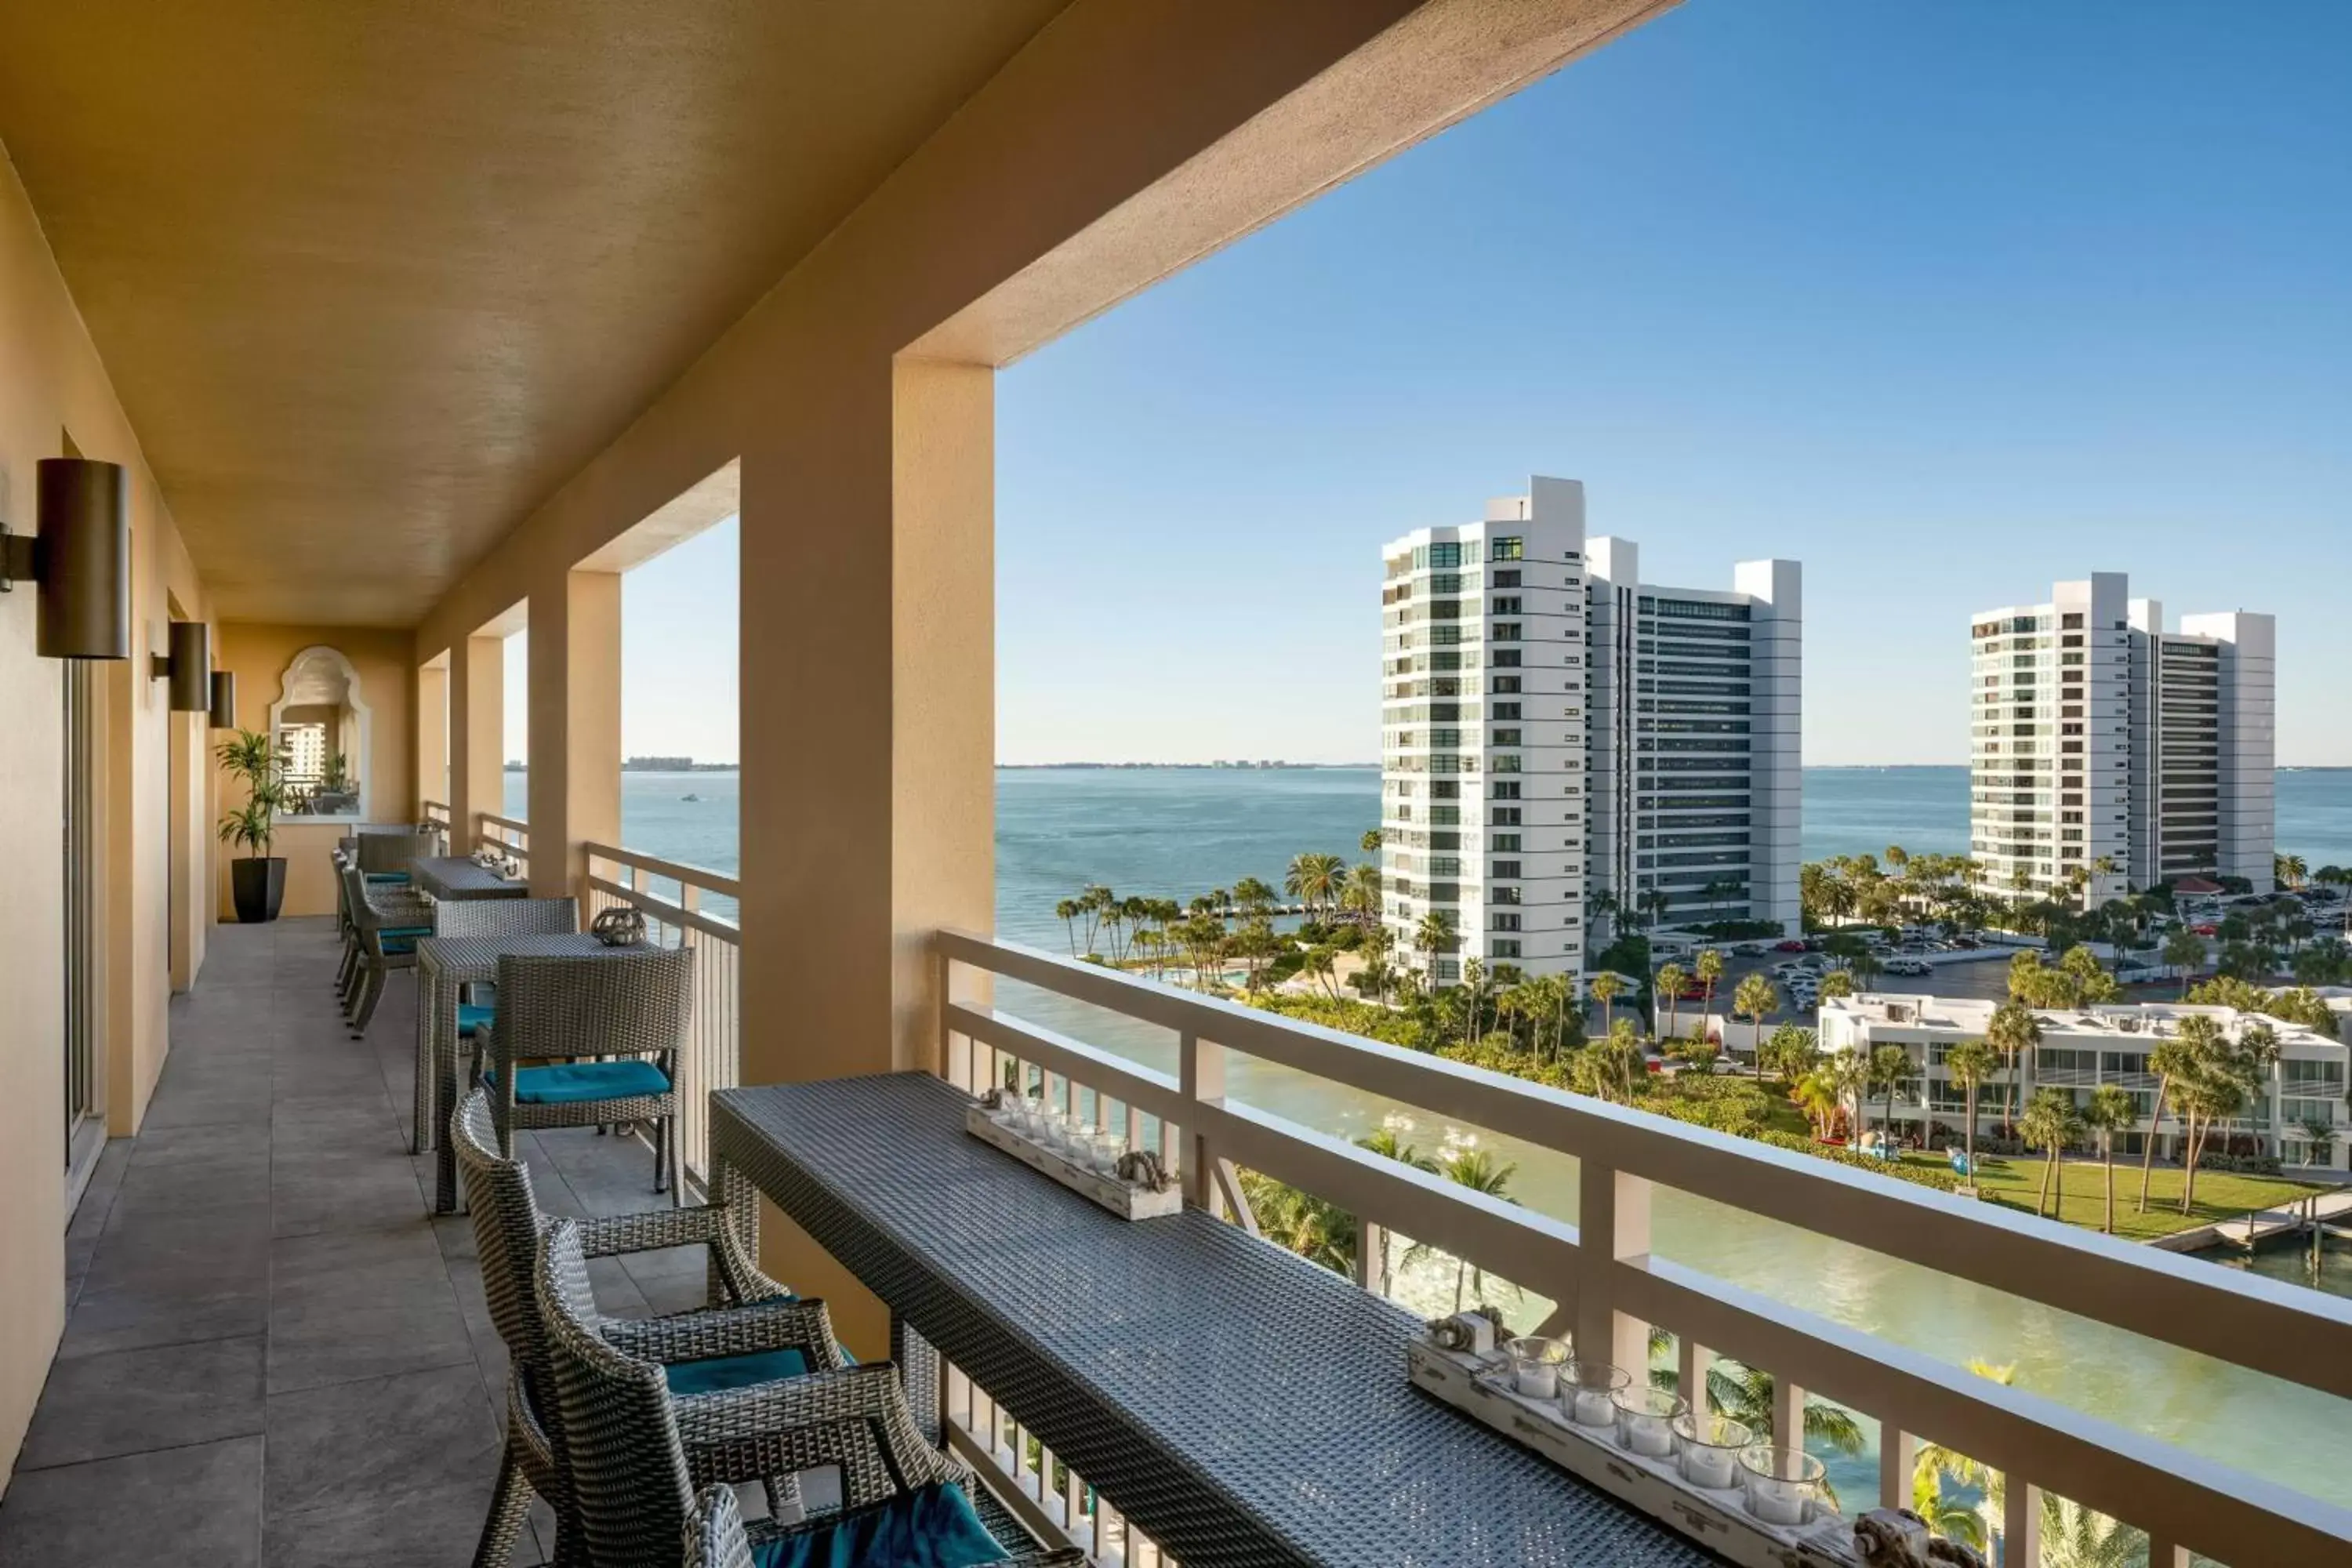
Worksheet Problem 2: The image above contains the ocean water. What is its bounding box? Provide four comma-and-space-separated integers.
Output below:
510, 762, 2352, 1510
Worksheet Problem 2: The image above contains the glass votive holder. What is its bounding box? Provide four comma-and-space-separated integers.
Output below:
1737, 1443, 1828, 1526
1091, 1132, 1125, 1174
1068, 1122, 1102, 1160
1558, 1360, 1631, 1428
1611, 1386, 1686, 1459
1503, 1337, 1568, 1399
1672, 1410, 1754, 1490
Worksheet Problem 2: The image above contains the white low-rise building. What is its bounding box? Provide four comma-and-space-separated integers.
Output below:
1817, 992, 2348, 1169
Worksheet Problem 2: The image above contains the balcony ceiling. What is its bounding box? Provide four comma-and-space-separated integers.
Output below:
0, 1, 1069, 625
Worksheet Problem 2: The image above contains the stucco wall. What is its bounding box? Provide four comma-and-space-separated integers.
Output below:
214, 623, 416, 920
0, 143, 210, 1492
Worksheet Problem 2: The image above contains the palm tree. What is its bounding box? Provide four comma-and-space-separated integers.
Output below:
2276, 851, 2307, 890
1438, 1146, 1516, 1312
1239, 1172, 1356, 1276
1913, 1359, 2016, 1552
1817, 969, 1855, 1004
1867, 1044, 1915, 1146
1792, 1068, 1842, 1138
1725, 973, 1773, 1055
1944, 1040, 1998, 1181
1341, 862, 1384, 927
2161, 927, 2205, 996
2082, 1084, 2137, 1234
1693, 949, 1725, 1043
2136, 1022, 2210, 1213
1285, 851, 1346, 919
2020, 1088, 2085, 1218
1985, 1002, 2042, 1139
1414, 910, 1456, 982
1588, 971, 1621, 1036
1054, 898, 1082, 957
1653, 963, 1686, 1040
1458, 956, 1488, 1047
1599, 1018, 1647, 1101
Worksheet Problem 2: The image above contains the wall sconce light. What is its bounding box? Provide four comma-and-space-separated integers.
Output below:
0, 458, 132, 659
152, 619, 212, 712
209, 670, 238, 731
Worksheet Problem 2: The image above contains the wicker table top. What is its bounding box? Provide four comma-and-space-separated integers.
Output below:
710, 1073, 1716, 1568
413, 856, 530, 900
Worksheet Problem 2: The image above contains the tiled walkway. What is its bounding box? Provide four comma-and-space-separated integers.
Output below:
0, 917, 702, 1566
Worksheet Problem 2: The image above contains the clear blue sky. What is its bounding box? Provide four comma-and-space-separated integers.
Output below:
607, 0, 2351, 768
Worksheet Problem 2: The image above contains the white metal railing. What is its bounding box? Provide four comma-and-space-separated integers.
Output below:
933, 929, 2352, 1568
584, 841, 739, 1184
477, 811, 529, 866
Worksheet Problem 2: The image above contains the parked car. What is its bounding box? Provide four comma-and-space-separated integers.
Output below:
1774, 939, 1808, 953
2192, 923, 2219, 937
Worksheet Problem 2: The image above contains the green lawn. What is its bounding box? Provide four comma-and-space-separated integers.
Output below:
1888, 1151, 2328, 1242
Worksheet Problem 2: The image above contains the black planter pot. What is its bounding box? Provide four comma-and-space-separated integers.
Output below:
231, 857, 286, 924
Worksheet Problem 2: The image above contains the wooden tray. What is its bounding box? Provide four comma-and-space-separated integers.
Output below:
964, 1103, 1184, 1221
1407, 1328, 1859, 1567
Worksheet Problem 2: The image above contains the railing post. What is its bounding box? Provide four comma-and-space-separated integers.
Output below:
2003, 1478, 2042, 1568
938, 948, 970, 1089
1180, 1030, 1225, 1218
2141, 1537, 2186, 1568
1355, 1220, 1388, 1294
1771, 1376, 1805, 1453
1574, 1161, 1652, 1372
1678, 1337, 1713, 1416
1878, 1424, 1916, 1512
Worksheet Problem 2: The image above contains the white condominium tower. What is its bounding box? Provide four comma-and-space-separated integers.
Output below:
1380, 478, 1588, 983
1584, 543, 1802, 939
1379, 477, 1802, 987
1968, 575, 2274, 901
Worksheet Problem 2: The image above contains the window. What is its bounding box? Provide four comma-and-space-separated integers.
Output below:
1492, 887, 1521, 905
1491, 913, 1522, 931
1491, 622, 1523, 641
1491, 860, 1523, 878
1491, 782, 1521, 800
1493, 650, 1522, 668
2062, 612, 2083, 630
1492, 755, 1522, 773
1490, 833, 1521, 852
1491, 676, 1521, 694
1492, 728, 1521, 746
1492, 569, 1521, 589
1492, 702, 1521, 721
1492, 596, 1522, 615
1491, 938, 1522, 957
1492, 535, 1524, 561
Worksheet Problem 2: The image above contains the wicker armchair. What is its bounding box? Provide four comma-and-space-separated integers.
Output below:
482, 947, 694, 1200
337, 859, 434, 1036
356, 826, 438, 884
536, 1218, 1082, 1568
451, 1091, 827, 1567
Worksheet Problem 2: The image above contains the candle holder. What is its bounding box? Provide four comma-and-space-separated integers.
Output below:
1558, 1359, 1631, 1428
1737, 1443, 1828, 1526
1611, 1386, 1686, 1459
1503, 1337, 1567, 1400
964, 1097, 1181, 1220
1672, 1410, 1753, 1491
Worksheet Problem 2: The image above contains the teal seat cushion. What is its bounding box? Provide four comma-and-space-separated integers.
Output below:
750, 1483, 1007, 1568
662, 1346, 809, 1396
365, 872, 412, 884
491, 1059, 670, 1105
379, 926, 432, 954
457, 1003, 496, 1036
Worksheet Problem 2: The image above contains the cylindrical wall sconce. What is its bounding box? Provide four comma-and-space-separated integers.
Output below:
159, 619, 212, 711
0, 459, 133, 659
209, 670, 238, 731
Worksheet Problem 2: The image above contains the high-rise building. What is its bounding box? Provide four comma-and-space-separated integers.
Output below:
1379, 478, 1802, 989
1584, 543, 1802, 939
1968, 575, 2273, 901
1380, 479, 1589, 984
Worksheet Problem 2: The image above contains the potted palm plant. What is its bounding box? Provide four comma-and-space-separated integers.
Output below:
217, 728, 290, 923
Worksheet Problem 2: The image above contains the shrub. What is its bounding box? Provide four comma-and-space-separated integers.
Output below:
1754, 1131, 1974, 1195
2198, 1152, 2284, 1176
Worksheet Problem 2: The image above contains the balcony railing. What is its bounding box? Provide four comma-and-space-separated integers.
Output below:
928, 931, 2352, 1567
584, 841, 739, 1184
421, 798, 451, 831
475, 811, 529, 869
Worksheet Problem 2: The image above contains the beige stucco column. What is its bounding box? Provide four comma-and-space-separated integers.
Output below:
449, 633, 505, 848
732, 357, 993, 1352
525, 568, 621, 903
416, 659, 448, 811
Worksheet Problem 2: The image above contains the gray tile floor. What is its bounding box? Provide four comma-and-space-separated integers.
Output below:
0, 917, 705, 1567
